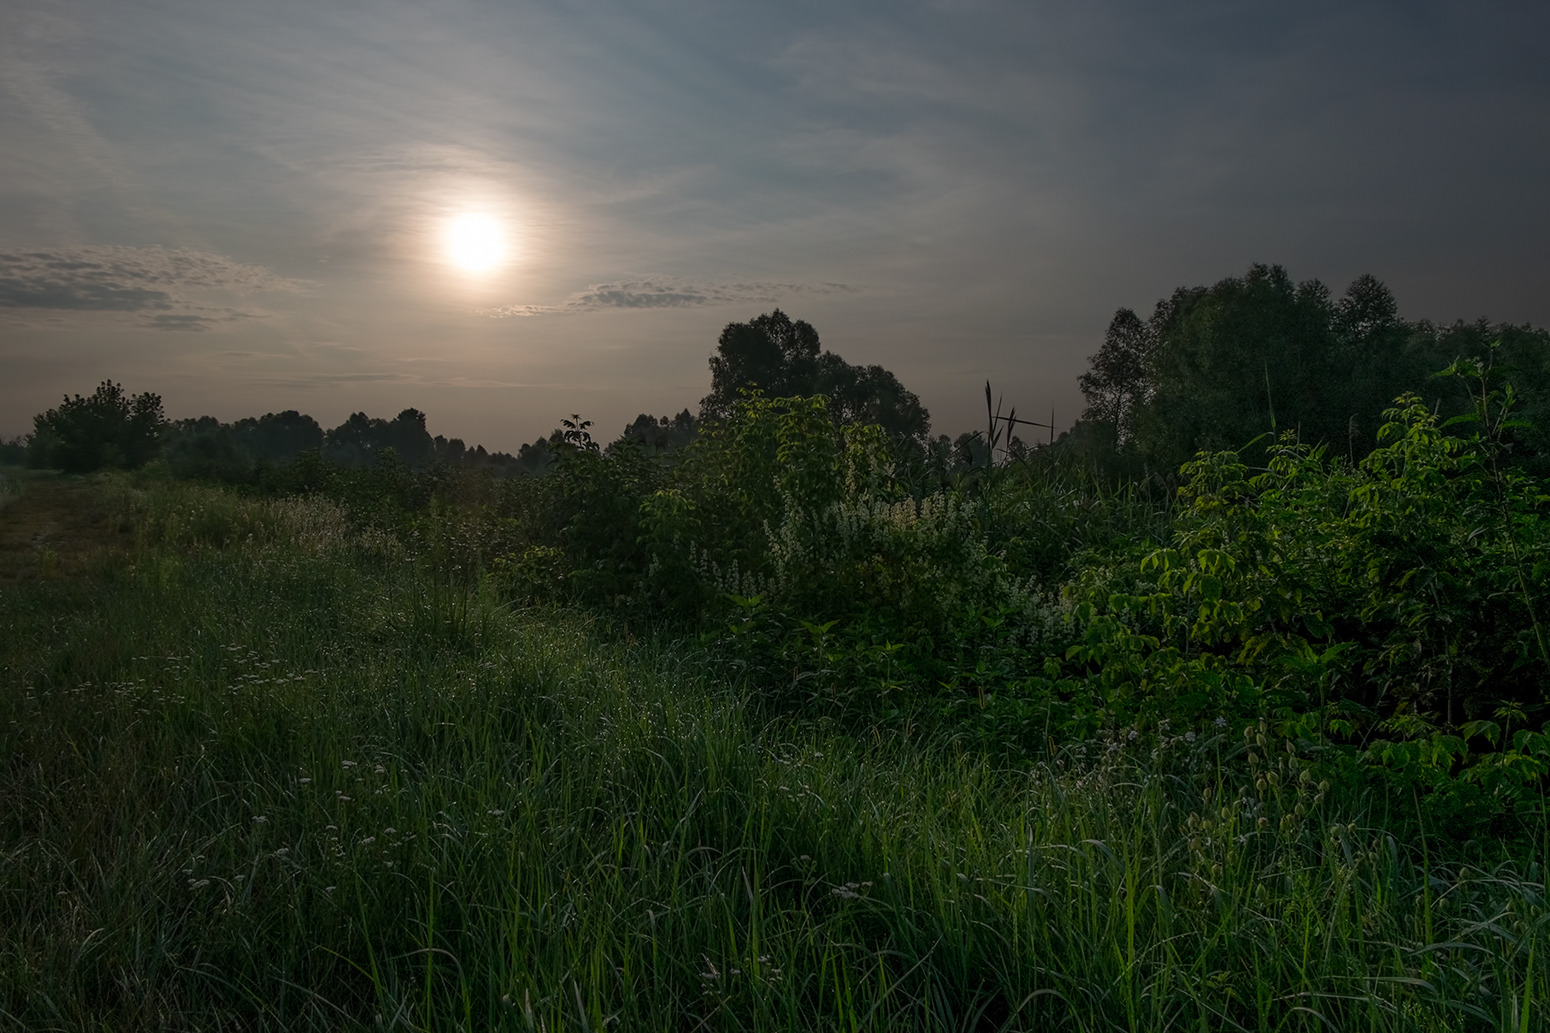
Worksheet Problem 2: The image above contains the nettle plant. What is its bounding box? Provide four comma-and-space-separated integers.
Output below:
647, 394, 1063, 700
1063, 360, 1550, 819
634, 394, 869, 620
759, 489, 1063, 694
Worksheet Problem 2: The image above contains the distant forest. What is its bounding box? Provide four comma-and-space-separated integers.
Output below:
7, 262, 1549, 481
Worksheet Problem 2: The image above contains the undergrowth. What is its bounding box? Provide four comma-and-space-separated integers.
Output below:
1, 479, 1546, 1031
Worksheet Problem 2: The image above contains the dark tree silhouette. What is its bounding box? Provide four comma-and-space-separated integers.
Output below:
702, 310, 822, 418
1067, 264, 1550, 476
322, 408, 434, 468
1134, 264, 1343, 467
1331, 274, 1410, 455
701, 310, 930, 441
1078, 307, 1154, 446
614, 410, 700, 454
813, 354, 931, 442
236, 410, 324, 462
30, 380, 166, 472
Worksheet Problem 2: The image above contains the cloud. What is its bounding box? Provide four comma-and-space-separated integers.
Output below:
0, 246, 307, 328
140, 309, 253, 332
0, 276, 172, 312
433, 376, 545, 389
575, 284, 716, 309
482, 278, 860, 318
482, 303, 564, 318
248, 372, 413, 390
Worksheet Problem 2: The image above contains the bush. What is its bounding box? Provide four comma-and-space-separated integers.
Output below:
30, 381, 166, 473
0, 436, 28, 466
1060, 371, 1550, 827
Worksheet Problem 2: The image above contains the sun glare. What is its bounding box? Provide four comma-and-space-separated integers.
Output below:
444, 212, 507, 273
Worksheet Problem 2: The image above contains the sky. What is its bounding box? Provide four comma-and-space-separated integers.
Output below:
3, 0, 1548, 451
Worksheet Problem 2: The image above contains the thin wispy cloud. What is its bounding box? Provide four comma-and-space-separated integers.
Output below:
142, 311, 253, 333
0, 246, 307, 331
0, 13, 134, 207
234, 372, 417, 394
482, 278, 860, 318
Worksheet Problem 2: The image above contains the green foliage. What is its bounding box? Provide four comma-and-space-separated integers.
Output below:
671, 394, 892, 576
1069, 264, 1550, 479
29, 303, 1549, 833
4, 479, 1548, 1031
629, 395, 1155, 722
1137, 264, 1354, 468
1062, 364, 1549, 827
701, 310, 930, 441
30, 380, 166, 473
205, 359, 1538, 831
483, 415, 668, 613
323, 407, 435, 468
0, 435, 29, 466
163, 409, 326, 483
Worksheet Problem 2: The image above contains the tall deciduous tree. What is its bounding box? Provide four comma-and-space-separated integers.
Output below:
813, 354, 931, 442
700, 310, 930, 441
1135, 264, 1342, 468
30, 380, 166, 472
702, 310, 821, 419
1078, 307, 1154, 447
234, 410, 324, 462
1331, 273, 1410, 456
322, 408, 434, 468
1065, 265, 1484, 475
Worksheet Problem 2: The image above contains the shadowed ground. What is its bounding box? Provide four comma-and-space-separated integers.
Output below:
0, 470, 137, 581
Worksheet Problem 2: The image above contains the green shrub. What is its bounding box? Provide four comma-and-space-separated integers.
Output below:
1061, 371, 1549, 826
30, 381, 166, 473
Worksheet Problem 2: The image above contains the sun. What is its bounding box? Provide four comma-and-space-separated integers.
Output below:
443, 212, 507, 273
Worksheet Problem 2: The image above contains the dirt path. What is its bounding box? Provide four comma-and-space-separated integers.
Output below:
0, 470, 137, 581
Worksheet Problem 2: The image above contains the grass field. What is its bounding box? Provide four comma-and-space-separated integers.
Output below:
1, 472, 1545, 1031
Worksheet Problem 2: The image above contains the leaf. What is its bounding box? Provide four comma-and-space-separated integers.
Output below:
1459, 720, 1501, 748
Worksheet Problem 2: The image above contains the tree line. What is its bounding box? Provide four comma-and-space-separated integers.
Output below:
5, 262, 1550, 832
4, 307, 930, 479
8, 263, 1549, 485
1070, 263, 1550, 477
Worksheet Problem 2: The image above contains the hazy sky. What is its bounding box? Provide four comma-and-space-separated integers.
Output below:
4, 0, 1547, 450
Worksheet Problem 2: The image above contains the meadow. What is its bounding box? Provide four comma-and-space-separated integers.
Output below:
2, 468, 1546, 1032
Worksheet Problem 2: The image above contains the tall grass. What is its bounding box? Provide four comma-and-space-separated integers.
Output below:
0, 468, 21, 509
1, 478, 1544, 1031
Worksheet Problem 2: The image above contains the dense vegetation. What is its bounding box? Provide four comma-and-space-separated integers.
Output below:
1070, 264, 1550, 478
3, 263, 1549, 1030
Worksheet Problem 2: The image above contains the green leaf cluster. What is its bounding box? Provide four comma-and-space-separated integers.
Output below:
1063, 366, 1550, 823
29, 380, 166, 473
